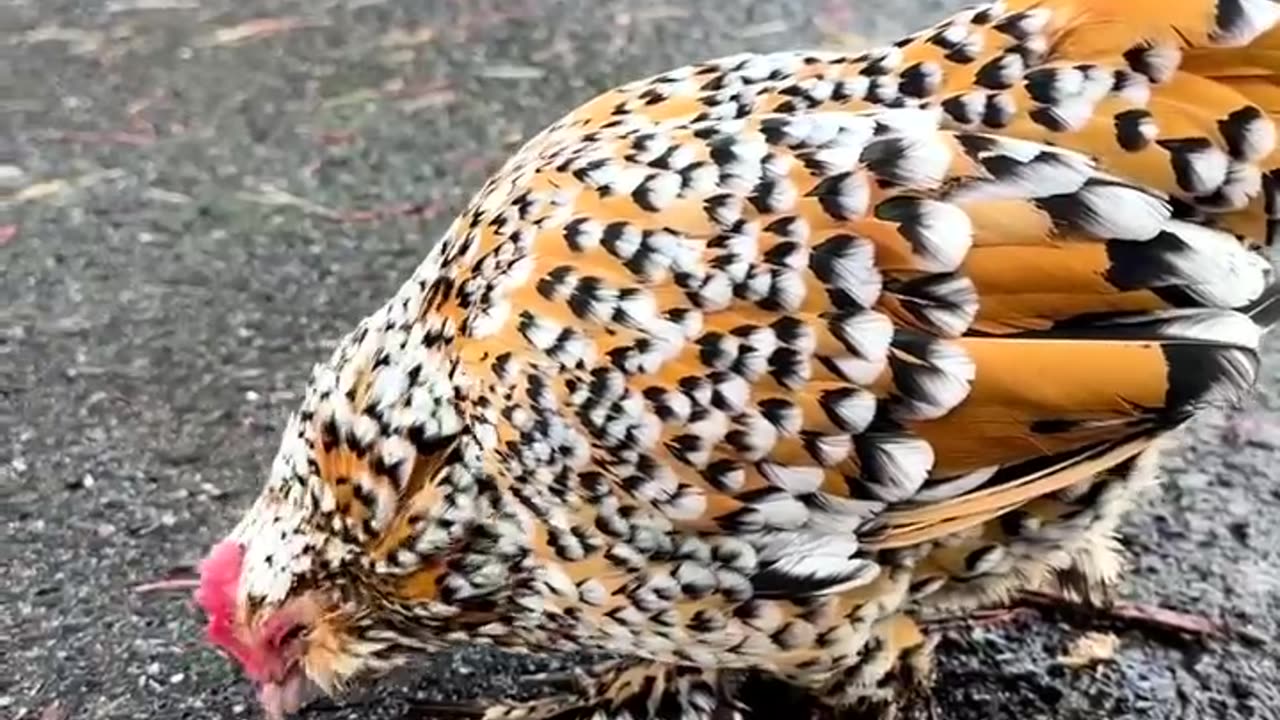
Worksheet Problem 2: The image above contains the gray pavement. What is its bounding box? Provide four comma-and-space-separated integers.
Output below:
3, 1, 1278, 718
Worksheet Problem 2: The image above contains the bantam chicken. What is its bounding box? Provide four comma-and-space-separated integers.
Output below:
195, 0, 1280, 717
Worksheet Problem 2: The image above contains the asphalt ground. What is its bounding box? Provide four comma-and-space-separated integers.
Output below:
3, 1, 1278, 718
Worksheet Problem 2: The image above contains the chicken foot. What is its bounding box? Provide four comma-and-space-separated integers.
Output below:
467, 658, 748, 720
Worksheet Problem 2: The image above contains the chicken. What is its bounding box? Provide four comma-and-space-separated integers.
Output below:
194, 0, 1280, 717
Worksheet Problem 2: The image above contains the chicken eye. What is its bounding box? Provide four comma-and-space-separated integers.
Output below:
276, 623, 306, 647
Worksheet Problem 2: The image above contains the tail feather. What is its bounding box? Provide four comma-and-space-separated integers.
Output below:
1179, 21, 1280, 246
893, 0, 1280, 249
997, 0, 1280, 54
1243, 276, 1280, 325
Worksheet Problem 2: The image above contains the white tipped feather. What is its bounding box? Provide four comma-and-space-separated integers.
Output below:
1014, 7, 1052, 35
661, 484, 708, 520
989, 52, 1024, 86
911, 466, 999, 503
1213, 162, 1263, 211
822, 388, 878, 433
910, 199, 975, 271
1211, 0, 1280, 45
815, 171, 871, 219
1096, 309, 1262, 350
825, 354, 888, 385
1115, 73, 1152, 105
759, 550, 880, 595
831, 310, 894, 363
867, 45, 905, 71
1180, 145, 1231, 193
818, 234, 883, 307
721, 417, 772, 460
1073, 183, 1171, 240
636, 171, 683, 210
713, 374, 751, 414
946, 91, 987, 127
870, 106, 944, 136
808, 434, 854, 467
1141, 44, 1182, 82
859, 433, 935, 502
894, 274, 979, 338
694, 272, 735, 310
749, 492, 811, 530
893, 339, 976, 420
937, 23, 968, 46
1236, 116, 1277, 161
368, 366, 410, 408
1154, 220, 1270, 307
759, 462, 826, 494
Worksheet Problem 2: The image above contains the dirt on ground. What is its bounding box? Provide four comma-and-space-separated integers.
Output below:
3, 1, 1278, 719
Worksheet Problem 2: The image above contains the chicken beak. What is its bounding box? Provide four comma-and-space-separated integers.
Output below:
256, 667, 320, 720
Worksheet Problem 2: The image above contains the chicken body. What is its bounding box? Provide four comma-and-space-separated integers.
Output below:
198, 0, 1280, 718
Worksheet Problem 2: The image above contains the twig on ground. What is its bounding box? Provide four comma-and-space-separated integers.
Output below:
1018, 590, 1227, 638
924, 590, 1229, 641
42, 129, 157, 146
329, 201, 443, 224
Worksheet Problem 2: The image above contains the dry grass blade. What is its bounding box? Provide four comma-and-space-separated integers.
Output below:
3, 170, 127, 206
478, 64, 547, 80
629, 5, 691, 21
236, 185, 341, 220
398, 89, 457, 112
106, 0, 200, 11
198, 17, 319, 47
44, 129, 156, 146
133, 564, 201, 595
379, 27, 436, 47
17, 24, 105, 55
738, 20, 790, 38
9, 179, 72, 203
133, 577, 201, 594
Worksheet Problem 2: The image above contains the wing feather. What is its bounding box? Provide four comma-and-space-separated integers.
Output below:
337, 0, 1280, 607
429, 97, 1269, 599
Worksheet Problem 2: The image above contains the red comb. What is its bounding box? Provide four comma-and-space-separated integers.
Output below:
195, 540, 269, 680
195, 540, 243, 621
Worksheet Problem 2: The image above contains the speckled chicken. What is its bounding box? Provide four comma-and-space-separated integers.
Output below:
195, 0, 1280, 718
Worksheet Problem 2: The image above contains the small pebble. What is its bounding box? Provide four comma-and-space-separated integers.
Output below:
0, 165, 25, 190
168, 672, 185, 684
199, 481, 227, 499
